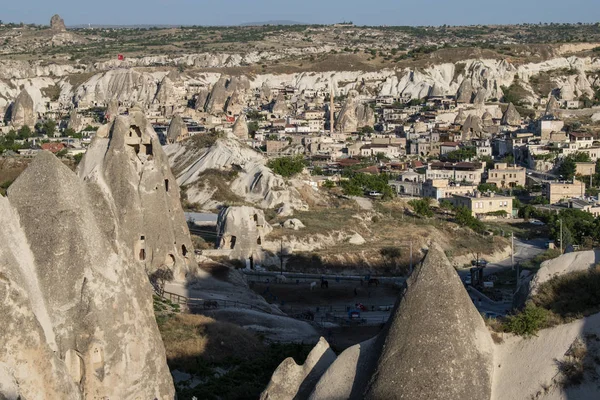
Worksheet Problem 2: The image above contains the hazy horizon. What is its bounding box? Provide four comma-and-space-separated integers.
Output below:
2, 0, 600, 27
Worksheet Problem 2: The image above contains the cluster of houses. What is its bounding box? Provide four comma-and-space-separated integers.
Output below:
2, 76, 599, 219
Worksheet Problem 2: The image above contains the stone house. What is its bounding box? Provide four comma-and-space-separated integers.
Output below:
449, 191, 513, 217
486, 163, 526, 188
543, 180, 586, 204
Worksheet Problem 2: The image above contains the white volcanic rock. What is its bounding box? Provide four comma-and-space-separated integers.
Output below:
10, 89, 36, 129
283, 218, 305, 230
216, 206, 273, 260
232, 114, 249, 140
271, 92, 289, 117
335, 91, 375, 132
501, 103, 521, 126
78, 111, 197, 279
166, 136, 311, 211
167, 114, 189, 144
3, 151, 175, 399
205, 76, 230, 114
67, 109, 84, 132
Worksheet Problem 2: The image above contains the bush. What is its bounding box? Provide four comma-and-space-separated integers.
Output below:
267, 156, 305, 178
454, 206, 485, 232
503, 303, 550, 336
408, 198, 434, 217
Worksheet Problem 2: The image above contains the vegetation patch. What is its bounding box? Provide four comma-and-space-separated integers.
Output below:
267, 155, 306, 178
157, 312, 312, 400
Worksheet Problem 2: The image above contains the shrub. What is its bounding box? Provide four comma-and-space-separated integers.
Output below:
454, 206, 485, 233
503, 303, 550, 336
408, 198, 434, 217
267, 155, 305, 178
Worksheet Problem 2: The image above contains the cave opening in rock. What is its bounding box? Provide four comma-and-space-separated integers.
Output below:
230, 236, 237, 250
181, 244, 187, 257
165, 179, 169, 192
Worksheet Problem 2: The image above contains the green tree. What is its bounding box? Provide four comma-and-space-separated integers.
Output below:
267, 156, 306, 178
311, 166, 324, 176
42, 120, 57, 137
359, 125, 374, 135
247, 121, 259, 134
477, 183, 501, 193
63, 128, 76, 137
454, 206, 485, 232
17, 125, 31, 139
322, 180, 335, 189
408, 198, 434, 217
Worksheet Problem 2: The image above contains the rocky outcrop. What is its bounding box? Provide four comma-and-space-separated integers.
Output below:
545, 95, 561, 116
283, 218, 305, 230
335, 91, 375, 132
166, 136, 313, 211
456, 79, 474, 103
365, 244, 494, 400
1, 151, 175, 399
482, 110, 494, 127
473, 88, 487, 106
67, 109, 84, 132
106, 99, 119, 122
194, 89, 210, 111
232, 114, 249, 140
501, 103, 521, 126
166, 114, 189, 144
262, 244, 494, 399
462, 114, 483, 140
216, 206, 273, 261
50, 14, 67, 32
454, 108, 467, 125
10, 89, 36, 129
271, 93, 289, 117
78, 111, 196, 279
261, 338, 336, 400
205, 76, 230, 114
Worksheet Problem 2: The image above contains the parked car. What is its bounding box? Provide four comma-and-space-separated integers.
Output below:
471, 259, 488, 267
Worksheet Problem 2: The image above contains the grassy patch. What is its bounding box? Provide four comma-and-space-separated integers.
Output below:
157, 312, 312, 400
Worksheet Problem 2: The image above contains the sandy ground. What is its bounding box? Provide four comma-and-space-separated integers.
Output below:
492, 312, 600, 400
351, 196, 374, 211
164, 269, 321, 343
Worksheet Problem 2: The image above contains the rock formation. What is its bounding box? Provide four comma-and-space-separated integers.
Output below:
545, 95, 561, 116
226, 89, 246, 116
166, 135, 314, 211
216, 206, 273, 261
462, 114, 483, 140
78, 111, 196, 279
335, 91, 375, 132
261, 338, 336, 400
194, 89, 210, 111
271, 93, 289, 117
106, 99, 119, 122
10, 89, 36, 129
454, 108, 467, 125
364, 244, 494, 400
473, 88, 487, 107
261, 244, 494, 399
67, 109, 84, 132
501, 103, 521, 126
166, 114, 189, 144
456, 79, 474, 103
205, 76, 230, 114
1, 151, 175, 399
50, 14, 67, 32
154, 76, 176, 117
232, 114, 249, 140
482, 110, 494, 127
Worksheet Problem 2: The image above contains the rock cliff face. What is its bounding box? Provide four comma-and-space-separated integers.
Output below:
50, 14, 67, 32
10, 89, 36, 129
166, 136, 312, 211
78, 111, 196, 280
205, 76, 230, 114
67, 109, 84, 132
1, 151, 175, 399
261, 244, 494, 400
271, 92, 289, 117
167, 114, 189, 144
501, 103, 521, 126
216, 206, 273, 261
335, 91, 375, 132
232, 114, 249, 140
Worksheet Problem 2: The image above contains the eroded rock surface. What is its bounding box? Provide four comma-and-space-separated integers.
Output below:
1, 151, 175, 399
10, 89, 36, 129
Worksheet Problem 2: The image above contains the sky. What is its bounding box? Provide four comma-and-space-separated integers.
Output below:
2, 0, 600, 27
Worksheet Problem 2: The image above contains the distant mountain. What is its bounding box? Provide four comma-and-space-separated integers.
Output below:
240, 20, 306, 26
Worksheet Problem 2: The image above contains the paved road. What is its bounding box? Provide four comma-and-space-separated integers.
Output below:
458, 237, 548, 316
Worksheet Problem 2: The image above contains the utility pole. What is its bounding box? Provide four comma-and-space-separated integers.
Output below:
409, 242, 413, 274
330, 83, 334, 135
559, 219, 563, 254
